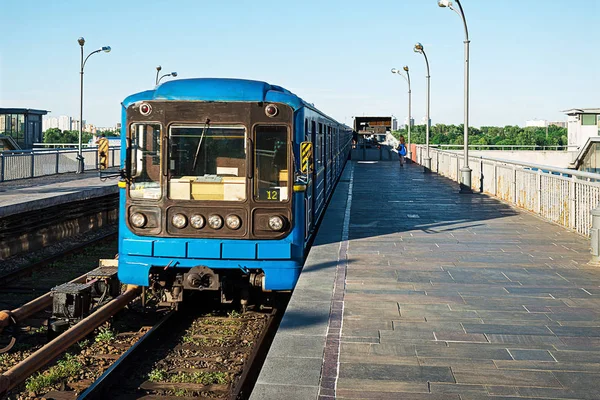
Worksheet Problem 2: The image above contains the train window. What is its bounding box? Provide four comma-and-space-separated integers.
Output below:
168, 125, 246, 201
254, 125, 289, 202
130, 123, 162, 200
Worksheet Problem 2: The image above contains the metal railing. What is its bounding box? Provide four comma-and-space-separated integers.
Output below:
415, 145, 600, 237
432, 144, 579, 151
0, 147, 120, 182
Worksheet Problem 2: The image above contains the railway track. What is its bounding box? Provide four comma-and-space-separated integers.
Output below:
76, 303, 281, 400
0, 230, 117, 289
1, 294, 284, 400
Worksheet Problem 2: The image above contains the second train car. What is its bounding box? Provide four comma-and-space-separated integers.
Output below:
118, 78, 352, 306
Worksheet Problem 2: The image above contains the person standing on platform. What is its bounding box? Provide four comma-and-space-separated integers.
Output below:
397, 135, 407, 166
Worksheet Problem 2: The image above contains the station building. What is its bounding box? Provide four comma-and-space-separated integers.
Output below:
0, 108, 49, 150
563, 108, 600, 148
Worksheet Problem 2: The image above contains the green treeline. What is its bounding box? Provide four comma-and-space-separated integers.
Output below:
392, 124, 568, 147
43, 128, 120, 144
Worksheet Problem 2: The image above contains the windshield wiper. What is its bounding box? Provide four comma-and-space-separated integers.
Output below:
192, 118, 211, 171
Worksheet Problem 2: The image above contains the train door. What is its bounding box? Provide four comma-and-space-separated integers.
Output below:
310, 120, 317, 231
304, 119, 313, 240
323, 124, 328, 197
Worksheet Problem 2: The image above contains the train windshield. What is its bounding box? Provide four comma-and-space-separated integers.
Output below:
129, 123, 162, 200
168, 125, 247, 201
254, 125, 289, 202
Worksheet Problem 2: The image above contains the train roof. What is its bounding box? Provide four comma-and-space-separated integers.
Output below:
123, 78, 303, 110
122, 78, 349, 129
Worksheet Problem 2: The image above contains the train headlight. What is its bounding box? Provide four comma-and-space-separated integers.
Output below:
190, 214, 205, 229
171, 213, 187, 229
208, 214, 223, 229
268, 215, 285, 231
130, 212, 147, 228
140, 103, 152, 116
265, 103, 279, 118
225, 215, 241, 230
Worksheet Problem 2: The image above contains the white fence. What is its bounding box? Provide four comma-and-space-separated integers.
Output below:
415, 145, 600, 238
0, 147, 120, 182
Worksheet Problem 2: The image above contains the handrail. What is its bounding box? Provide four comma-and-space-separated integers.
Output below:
431, 144, 579, 151
438, 149, 600, 181
413, 144, 600, 238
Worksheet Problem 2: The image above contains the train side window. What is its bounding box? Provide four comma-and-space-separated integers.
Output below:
129, 123, 162, 200
305, 119, 309, 139
254, 125, 289, 202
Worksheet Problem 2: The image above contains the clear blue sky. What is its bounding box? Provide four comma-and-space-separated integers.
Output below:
1, 0, 597, 128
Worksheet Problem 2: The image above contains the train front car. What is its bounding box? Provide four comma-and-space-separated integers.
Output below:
118, 79, 308, 307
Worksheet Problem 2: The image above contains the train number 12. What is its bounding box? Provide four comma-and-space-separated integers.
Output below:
260, 188, 280, 201
266, 190, 278, 200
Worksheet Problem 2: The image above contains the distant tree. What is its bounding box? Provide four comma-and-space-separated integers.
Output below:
43, 129, 93, 145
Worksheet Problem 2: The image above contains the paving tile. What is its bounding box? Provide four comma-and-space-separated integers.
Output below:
266, 333, 326, 359
485, 334, 563, 346
494, 360, 600, 372
249, 383, 319, 400
336, 378, 428, 393
462, 323, 553, 336
552, 350, 600, 363
433, 332, 489, 342
277, 301, 331, 336
452, 368, 562, 387
339, 363, 455, 383
415, 345, 513, 360
507, 349, 556, 361
256, 356, 323, 386
548, 325, 600, 337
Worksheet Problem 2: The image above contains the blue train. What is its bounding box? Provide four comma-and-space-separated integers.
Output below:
117, 78, 352, 306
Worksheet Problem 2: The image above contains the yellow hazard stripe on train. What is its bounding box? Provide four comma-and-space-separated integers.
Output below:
301, 142, 312, 173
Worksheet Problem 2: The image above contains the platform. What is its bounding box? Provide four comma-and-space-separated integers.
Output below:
252, 161, 600, 400
0, 173, 118, 217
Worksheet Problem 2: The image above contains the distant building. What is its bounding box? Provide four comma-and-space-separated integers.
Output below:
548, 121, 567, 128
563, 108, 600, 147
0, 108, 49, 149
43, 116, 59, 131
58, 115, 71, 131
526, 119, 547, 128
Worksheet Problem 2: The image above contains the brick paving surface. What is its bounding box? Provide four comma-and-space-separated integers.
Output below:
252, 161, 600, 400
340, 161, 599, 399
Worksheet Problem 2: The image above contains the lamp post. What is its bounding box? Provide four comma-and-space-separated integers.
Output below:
439, 0, 472, 193
155, 65, 162, 86
77, 37, 111, 174
156, 69, 178, 85
414, 43, 431, 172
391, 66, 412, 162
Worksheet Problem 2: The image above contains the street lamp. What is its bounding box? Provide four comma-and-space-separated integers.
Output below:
413, 42, 432, 173
439, 0, 472, 193
77, 37, 111, 174
156, 67, 178, 85
391, 66, 412, 162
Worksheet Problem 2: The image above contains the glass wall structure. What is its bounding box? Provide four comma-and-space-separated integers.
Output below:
0, 109, 48, 149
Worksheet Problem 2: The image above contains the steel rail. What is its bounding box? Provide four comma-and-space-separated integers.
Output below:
77, 310, 176, 399
0, 286, 141, 397
230, 308, 280, 400
0, 272, 89, 338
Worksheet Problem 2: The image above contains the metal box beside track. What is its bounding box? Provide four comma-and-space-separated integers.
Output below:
51, 282, 92, 320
